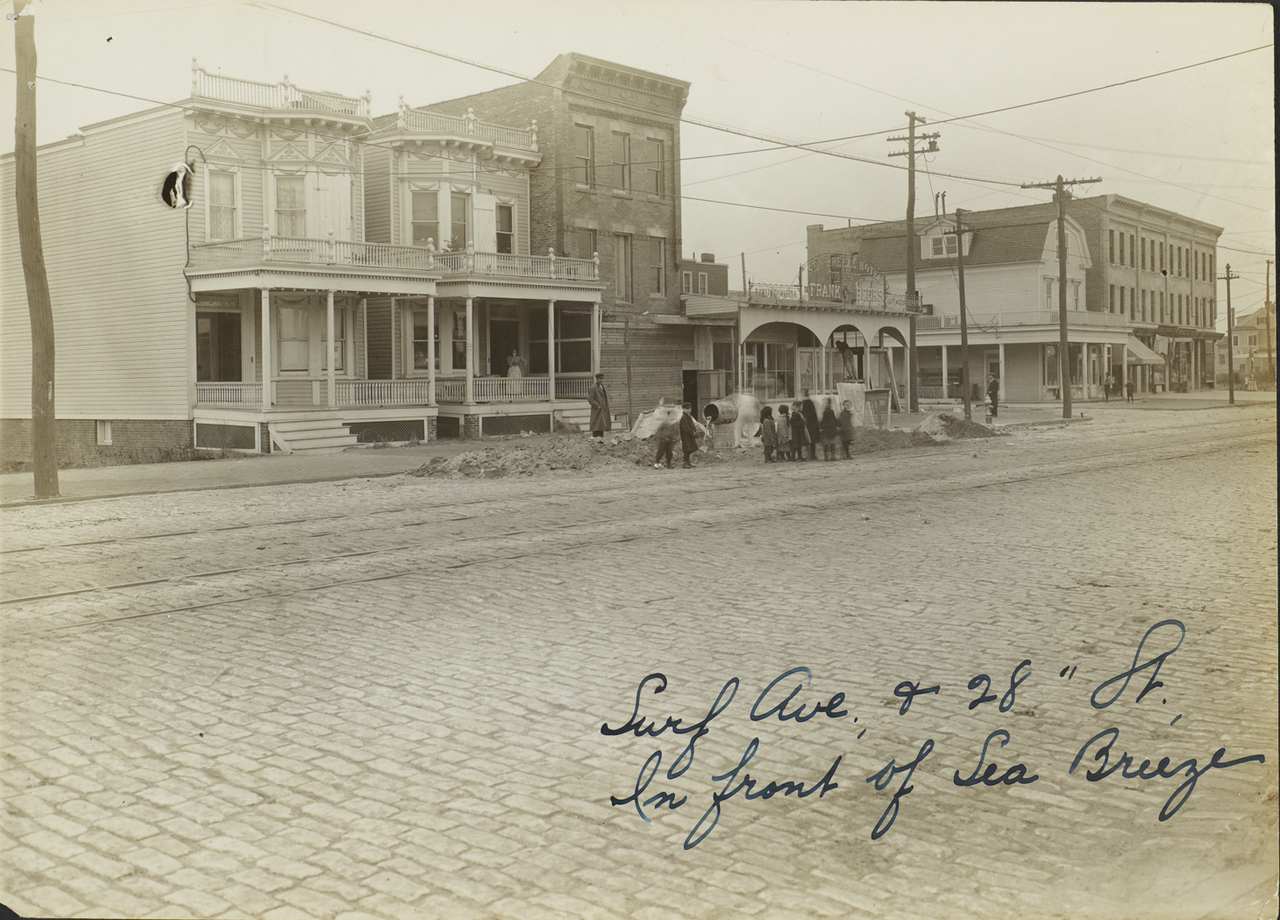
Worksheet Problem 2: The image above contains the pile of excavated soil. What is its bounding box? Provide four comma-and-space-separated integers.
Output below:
410, 434, 731, 478
411, 426, 943, 479
938, 414, 1000, 439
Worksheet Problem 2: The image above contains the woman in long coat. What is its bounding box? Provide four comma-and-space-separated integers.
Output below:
588, 373, 611, 438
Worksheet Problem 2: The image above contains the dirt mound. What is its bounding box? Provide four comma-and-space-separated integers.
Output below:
852, 428, 941, 452
410, 434, 730, 478
938, 413, 1000, 439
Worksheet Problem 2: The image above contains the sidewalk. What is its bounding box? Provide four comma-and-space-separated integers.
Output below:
2, 390, 1272, 508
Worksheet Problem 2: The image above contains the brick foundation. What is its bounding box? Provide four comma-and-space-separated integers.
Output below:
1, 417, 193, 468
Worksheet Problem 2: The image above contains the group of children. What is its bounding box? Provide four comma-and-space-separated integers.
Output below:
760, 397, 856, 463
651, 402, 703, 470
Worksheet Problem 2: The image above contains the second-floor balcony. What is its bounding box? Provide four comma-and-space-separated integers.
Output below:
917, 310, 1131, 330
190, 236, 600, 282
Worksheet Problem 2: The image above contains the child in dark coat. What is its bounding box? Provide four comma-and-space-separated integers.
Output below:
819, 402, 839, 461
776, 404, 792, 461
760, 406, 777, 463
790, 401, 809, 461
838, 400, 856, 459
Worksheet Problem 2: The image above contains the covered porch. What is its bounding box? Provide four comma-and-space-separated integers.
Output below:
187, 241, 605, 447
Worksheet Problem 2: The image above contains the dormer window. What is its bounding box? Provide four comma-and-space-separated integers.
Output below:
929, 235, 959, 258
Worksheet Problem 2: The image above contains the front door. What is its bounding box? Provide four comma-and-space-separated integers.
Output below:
196, 312, 242, 381
489, 319, 519, 375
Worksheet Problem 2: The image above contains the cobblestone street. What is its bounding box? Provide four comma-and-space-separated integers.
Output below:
2, 406, 1277, 920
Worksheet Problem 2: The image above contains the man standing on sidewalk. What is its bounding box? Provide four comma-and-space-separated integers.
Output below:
986, 375, 1001, 418
588, 372, 611, 440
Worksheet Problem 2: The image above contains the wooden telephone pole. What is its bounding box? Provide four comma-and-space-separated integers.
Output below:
946, 209, 972, 421
889, 112, 939, 413
1265, 260, 1275, 388
14, 0, 59, 498
1221, 264, 1239, 405
1021, 175, 1100, 419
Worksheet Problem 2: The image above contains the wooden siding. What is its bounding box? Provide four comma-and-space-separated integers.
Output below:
364, 149, 392, 245
1, 110, 193, 420
365, 298, 393, 379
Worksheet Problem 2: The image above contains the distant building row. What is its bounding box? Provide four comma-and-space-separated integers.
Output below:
1, 55, 1227, 464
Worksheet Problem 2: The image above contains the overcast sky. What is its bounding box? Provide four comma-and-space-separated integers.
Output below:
2, 0, 1274, 325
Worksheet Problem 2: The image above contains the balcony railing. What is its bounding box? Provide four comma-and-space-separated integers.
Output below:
191, 237, 599, 282
433, 247, 599, 281
190, 237, 438, 273
399, 105, 536, 151
916, 310, 1131, 330
191, 61, 369, 118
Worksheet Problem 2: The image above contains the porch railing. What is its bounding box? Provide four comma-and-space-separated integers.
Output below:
196, 382, 263, 406
191, 62, 369, 118
334, 379, 431, 407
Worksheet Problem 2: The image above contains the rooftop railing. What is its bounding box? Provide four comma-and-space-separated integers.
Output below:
916, 310, 1131, 330
191, 59, 370, 118
398, 103, 537, 151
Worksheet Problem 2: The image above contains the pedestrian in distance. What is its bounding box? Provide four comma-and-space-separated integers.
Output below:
838, 399, 856, 459
986, 375, 1001, 418
760, 405, 777, 463
819, 400, 839, 461
1125, 379, 1136, 403
653, 412, 678, 469
776, 404, 792, 461
678, 402, 700, 468
1104, 373, 1115, 402
790, 401, 809, 461
588, 372, 611, 439
801, 389, 820, 460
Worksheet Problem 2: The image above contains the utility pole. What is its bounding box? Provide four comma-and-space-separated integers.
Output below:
1021, 175, 1101, 419
1221, 264, 1239, 405
889, 112, 939, 413
14, 0, 60, 498
1265, 259, 1275, 388
946, 209, 972, 421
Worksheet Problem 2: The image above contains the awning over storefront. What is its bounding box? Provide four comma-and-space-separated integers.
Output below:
1124, 336, 1166, 366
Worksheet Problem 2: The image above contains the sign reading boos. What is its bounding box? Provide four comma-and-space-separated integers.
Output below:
599, 620, 1267, 850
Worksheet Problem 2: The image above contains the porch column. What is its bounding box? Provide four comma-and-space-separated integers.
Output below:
326, 290, 336, 409
427, 295, 436, 406
260, 289, 272, 409
819, 341, 827, 394
902, 339, 911, 412
464, 297, 475, 406
1122, 342, 1129, 392
863, 341, 871, 389
941, 344, 949, 399
998, 342, 1005, 402
591, 301, 601, 375
546, 300, 556, 402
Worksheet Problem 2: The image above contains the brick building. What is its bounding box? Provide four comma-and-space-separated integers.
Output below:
679, 253, 731, 296
806, 194, 1222, 403
421, 53, 693, 423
